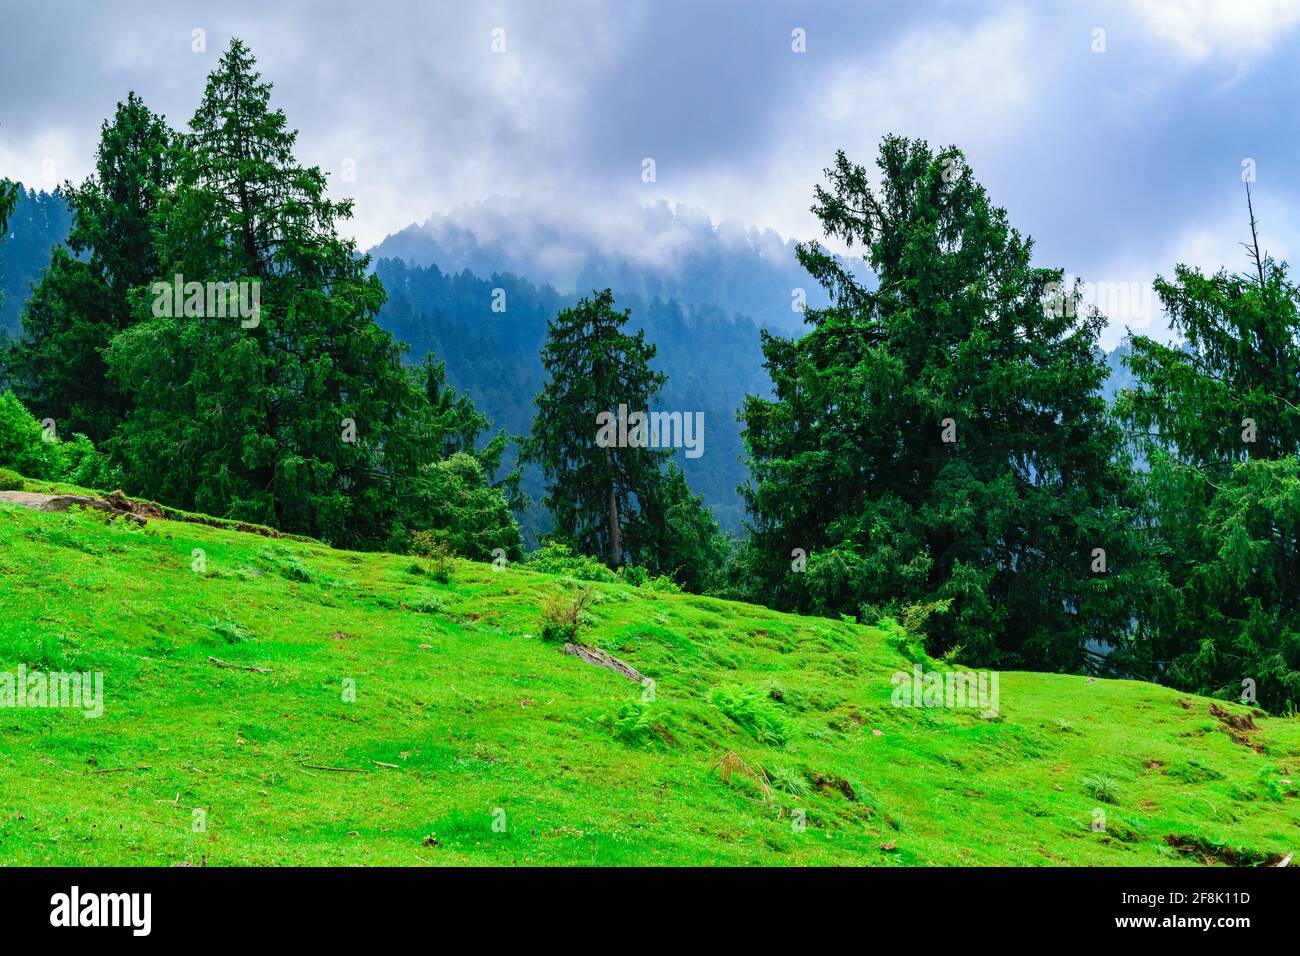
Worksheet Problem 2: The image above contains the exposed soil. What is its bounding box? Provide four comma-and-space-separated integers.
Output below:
1164, 834, 1284, 867
0, 489, 313, 541
1208, 701, 1265, 752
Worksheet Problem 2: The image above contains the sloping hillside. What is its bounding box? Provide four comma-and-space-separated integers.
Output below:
0, 483, 1296, 866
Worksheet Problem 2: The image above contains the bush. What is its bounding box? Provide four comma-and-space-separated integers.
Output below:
0, 390, 62, 479
0, 467, 24, 491
0, 391, 121, 490
403, 453, 523, 562
58, 433, 122, 490
539, 588, 594, 644
409, 530, 455, 583
525, 542, 617, 582
617, 565, 683, 593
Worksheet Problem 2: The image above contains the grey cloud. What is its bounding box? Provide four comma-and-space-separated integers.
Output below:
3, 0, 1299, 348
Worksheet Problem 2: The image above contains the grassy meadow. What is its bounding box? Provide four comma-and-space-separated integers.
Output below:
0, 482, 1297, 866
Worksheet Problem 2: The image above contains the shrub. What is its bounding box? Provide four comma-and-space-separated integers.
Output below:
58, 433, 122, 490
525, 542, 616, 582
0, 467, 23, 491
403, 453, 523, 562
539, 588, 594, 644
0, 391, 121, 489
0, 390, 62, 479
617, 565, 683, 593
409, 531, 454, 583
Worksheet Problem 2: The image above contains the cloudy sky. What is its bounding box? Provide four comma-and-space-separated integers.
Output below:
3, 0, 1298, 346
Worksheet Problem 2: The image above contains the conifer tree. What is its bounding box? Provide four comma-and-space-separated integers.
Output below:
0, 179, 17, 233
105, 39, 519, 552
525, 289, 668, 567
6, 94, 174, 441
742, 138, 1142, 670
1118, 192, 1300, 711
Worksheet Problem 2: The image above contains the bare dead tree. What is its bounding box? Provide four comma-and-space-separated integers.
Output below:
1241, 181, 1267, 286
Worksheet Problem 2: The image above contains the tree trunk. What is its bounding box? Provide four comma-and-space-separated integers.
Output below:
604, 446, 622, 566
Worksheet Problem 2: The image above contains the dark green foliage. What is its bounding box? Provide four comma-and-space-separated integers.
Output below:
93, 39, 519, 555
0, 180, 18, 235
524, 289, 727, 589
524, 289, 668, 567
402, 452, 522, 562
1118, 221, 1300, 713
641, 461, 730, 593
740, 138, 1142, 670
374, 258, 765, 540
6, 94, 175, 442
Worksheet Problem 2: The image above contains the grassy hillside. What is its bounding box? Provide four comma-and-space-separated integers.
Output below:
0, 484, 1297, 866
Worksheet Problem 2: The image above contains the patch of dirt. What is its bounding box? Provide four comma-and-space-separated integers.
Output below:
0, 491, 147, 525
0, 488, 312, 540
810, 771, 857, 801
103, 490, 165, 519
1164, 834, 1284, 867
1208, 702, 1264, 752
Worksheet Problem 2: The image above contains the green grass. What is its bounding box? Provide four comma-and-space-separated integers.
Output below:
0, 498, 1297, 865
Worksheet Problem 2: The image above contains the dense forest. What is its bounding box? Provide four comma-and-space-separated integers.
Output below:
2, 38, 1297, 715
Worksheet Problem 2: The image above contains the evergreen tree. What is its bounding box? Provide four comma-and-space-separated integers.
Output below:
1117, 194, 1300, 711
0, 179, 17, 233
0, 179, 18, 336
104, 39, 518, 552
525, 289, 668, 567
741, 138, 1142, 670
6, 94, 174, 442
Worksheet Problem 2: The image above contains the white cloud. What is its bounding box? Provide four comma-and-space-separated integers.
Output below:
1126, 0, 1300, 60
0, 126, 88, 191
663, 8, 1036, 252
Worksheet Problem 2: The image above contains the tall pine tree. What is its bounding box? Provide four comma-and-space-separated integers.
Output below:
741, 138, 1142, 670
104, 39, 517, 551
525, 289, 668, 567
1117, 192, 1300, 711
6, 93, 174, 442
0, 179, 17, 233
